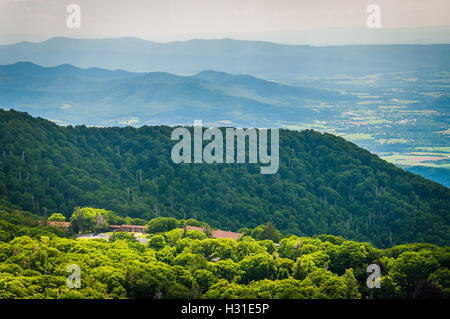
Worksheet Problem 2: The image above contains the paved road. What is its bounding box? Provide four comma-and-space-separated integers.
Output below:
77, 232, 149, 244
136, 237, 149, 244
77, 233, 110, 240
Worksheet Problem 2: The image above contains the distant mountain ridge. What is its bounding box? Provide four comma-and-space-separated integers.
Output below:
0, 62, 348, 126
0, 37, 449, 76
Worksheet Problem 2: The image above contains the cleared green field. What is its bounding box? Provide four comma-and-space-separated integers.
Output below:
378, 138, 412, 144
381, 153, 450, 168
392, 99, 419, 104
378, 105, 407, 109
415, 146, 450, 153
356, 100, 381, 105
408, 152, 450, 156
342, 133, 373, 140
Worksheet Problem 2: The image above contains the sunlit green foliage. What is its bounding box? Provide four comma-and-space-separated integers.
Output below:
48, 213, 65, 222
1, 110, 449, 248
0, 211, 448, 299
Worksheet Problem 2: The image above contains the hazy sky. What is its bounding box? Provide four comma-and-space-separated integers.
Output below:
1, 0, 449, 44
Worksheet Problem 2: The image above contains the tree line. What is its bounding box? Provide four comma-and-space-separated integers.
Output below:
0, 205, 448, 299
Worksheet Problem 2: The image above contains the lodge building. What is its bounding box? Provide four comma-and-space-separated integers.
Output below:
44, 221, 242, 240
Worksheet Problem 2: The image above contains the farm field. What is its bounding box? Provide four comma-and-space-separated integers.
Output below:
271, 71, 449, 186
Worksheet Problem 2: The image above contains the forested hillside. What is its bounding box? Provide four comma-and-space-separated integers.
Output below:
0, 209, 448, 299
0, 109, 449, 248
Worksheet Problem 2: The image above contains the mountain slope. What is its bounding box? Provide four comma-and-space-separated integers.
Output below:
0, 37, 449, 75
0, 62, 347, 126
0, 109, 449, 248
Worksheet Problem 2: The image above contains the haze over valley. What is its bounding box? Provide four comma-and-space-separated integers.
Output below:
0, 38, 448, 186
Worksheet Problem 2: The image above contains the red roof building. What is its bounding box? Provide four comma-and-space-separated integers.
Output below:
42, 220, 240, 240
45, 221, 70, 228
184, 225, 205, 232
109, 225, 145, 232
211, 229, 242, 241
181, 226, 242, 240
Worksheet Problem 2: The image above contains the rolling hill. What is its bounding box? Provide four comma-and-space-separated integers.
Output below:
0, 62, 348, 126
0, 109, 449, 248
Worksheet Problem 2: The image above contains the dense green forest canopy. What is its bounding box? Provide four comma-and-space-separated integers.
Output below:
0, 207, 448, 299
0, 109, 449, 248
